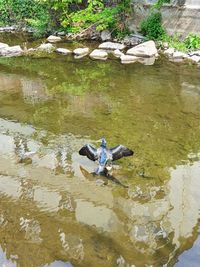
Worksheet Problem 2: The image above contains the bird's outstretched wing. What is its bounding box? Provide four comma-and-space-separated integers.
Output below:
110, 145, 134, 161
79, 144, 98, 161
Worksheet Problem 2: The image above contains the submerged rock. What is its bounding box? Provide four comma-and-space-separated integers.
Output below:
99, 42, 126, 50
120, 55, 139, 64
100, 30, 111, 41
138, 56, 156, 65
0, 45, 23, 57
89, 49, 108, 60
56, 48, 72, 55
126, 40, 157, 57
73, 47, 89, 59
47, 35, 62, 43
38, 43, 55, 52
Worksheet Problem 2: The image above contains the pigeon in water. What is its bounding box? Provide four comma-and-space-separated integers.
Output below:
79, 138, 134, 175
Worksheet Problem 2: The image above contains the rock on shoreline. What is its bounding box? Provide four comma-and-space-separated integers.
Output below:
126, 41, 157, 58
90, 49, 108, 60
0, 35, 199, 66
0, 43, 23, 57
163, 46, 200, 64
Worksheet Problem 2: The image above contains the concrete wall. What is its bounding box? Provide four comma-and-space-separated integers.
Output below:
130, 0, 200, 37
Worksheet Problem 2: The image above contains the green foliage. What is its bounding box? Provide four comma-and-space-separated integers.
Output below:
55, 0, 131, 38
154, 0, 171, 9
184, 33, 200, 50
0, 0, 132, 38
0, 0, 50, 36
140, 11, 165, 40
163, 34, 188, 52
163, 33, 200, 52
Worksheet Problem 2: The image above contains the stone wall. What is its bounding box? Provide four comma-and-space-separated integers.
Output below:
129, 0, 200, 37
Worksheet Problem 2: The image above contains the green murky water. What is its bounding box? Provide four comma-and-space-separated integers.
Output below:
0, 33, 200, 267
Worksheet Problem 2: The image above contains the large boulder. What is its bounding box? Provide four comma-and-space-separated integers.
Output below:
73, 48, 89, 59
99, 42, 125, 50
56, 48, 72, 55
47, 35, 62, 43
89, 49, 108, 60
38, 43, 55, 52
0, 45, 23, 57
126, 40, 157, 57
100, 30, 111, 41
121, 55, 140, 64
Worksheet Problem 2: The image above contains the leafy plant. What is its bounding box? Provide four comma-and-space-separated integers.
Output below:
153, 0, 171, 9
0, 0, 50, 35
184, 33, 200, 50
58, 0, 131, 38
140, 11, 165, 40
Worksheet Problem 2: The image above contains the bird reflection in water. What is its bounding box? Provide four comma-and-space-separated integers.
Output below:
80, 165, 129, 188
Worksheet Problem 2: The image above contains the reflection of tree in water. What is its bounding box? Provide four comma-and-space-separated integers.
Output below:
58, 191, 76, 212
14, 136, 32, 163
56, 148, 73, 175
20, 216, 42, 243
20, 77, 49, 104
19, 178, 35, 201
14, 136, 27, 159
59, 231, 84, 263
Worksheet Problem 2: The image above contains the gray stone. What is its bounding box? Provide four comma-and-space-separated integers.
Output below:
127, 41, 157, 57
123, 34, 145, 46
163, 42, 169, 49
89, 49, 108, 60
57, 31, 66, 36
73, 47, 89, 58
189, 50, 200, 56
121, 55, 139, 64
0, 42, 9, 49
112, 49, 124, 58
172, 51, 188, 59
38, 43, 55, 52
100, 30, 111, 41
47, 35, 62, 43
163, 47, 175, 57
0, 45, 23, 57
189, 55, 200, 63
99, 42, 126, 50
0, 26, 15, 32
56, 48, 72, 55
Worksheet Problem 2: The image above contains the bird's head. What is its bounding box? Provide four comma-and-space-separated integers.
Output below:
100, 138, 107, 148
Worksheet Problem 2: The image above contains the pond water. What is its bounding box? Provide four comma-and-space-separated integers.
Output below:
0, 33, 200, 267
